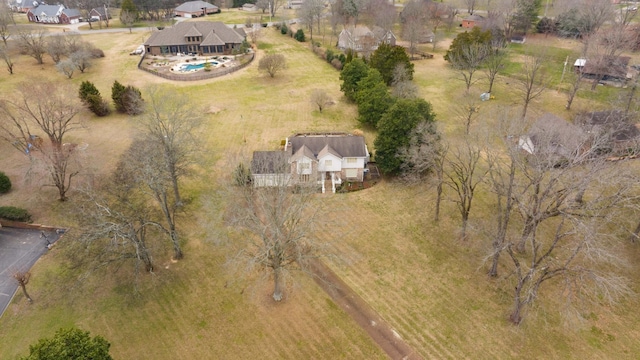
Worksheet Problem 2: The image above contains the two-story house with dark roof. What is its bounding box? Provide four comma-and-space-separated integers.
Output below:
252, 133, 370, 193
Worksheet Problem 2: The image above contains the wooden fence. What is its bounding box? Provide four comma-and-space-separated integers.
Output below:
137, 52, 255, 81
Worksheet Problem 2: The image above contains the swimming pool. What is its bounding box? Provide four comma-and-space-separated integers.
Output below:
182, 62, 218, 71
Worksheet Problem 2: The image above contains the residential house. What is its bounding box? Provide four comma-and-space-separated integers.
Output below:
337, 25, 396, 53
518, 113, 589, 165
286, 0, 305, 9
251, 133, 370, 193
174, 1, 219, 18
89, 7, 111, 21
574, 56, 632, 85
574, 110, 640, 155
144, 21, 245, 56
10, 0, 38, 13
462, 14, 485, 29
242, 3, 258, 11
251, 151, 291, 187
27, 4, 81, 24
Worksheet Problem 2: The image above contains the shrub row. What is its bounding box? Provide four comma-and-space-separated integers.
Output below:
0, 206, 32, 222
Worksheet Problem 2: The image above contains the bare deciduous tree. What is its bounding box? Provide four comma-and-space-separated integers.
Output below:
267, 0, 284, 18
74, 177, 157, 276
13, 271, 32, 303
310, 89, 332, 112
46, 35, 68, 64
118, 139, 184, 261
391, 63, 419, 99
0, 43, 13, 74
17, 27, 48, 65
137, 86, 203, 209
516, 51, 548, 119
369, 0, 396, 31
256, 0, 270, 14
448, 43, 491, 92
56, 58, 76, 78
401, 0, 427, 59
465, 0, 478, 15
397, 122, 447, 221
227, 156, 327, 301
120, 10, 136, 34
444, 137, 487, 240
298, 0, 325, 41
0, 81, 83, 201
258, 53, 286, 78
483, 45, 506, 94
0, 3, 14, 46
454, 94, 481, 135
71, 49, 92, 73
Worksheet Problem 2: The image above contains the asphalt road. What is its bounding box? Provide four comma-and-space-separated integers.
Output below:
0, 227, 60, 317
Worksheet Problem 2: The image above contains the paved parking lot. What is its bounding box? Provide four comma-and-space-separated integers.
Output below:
0, 227, 60, 317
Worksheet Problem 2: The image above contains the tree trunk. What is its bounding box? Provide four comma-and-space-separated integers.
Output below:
171, 229, 182, 260
434, 182, 442, 222
460, 215, 468, 240
517, 219, 535, 252
273, 267, 283, 301
19, 283, 32, 303
509, 292, 523, 325
630, 220, 640, 242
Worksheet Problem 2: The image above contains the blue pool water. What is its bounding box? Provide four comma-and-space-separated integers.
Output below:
183, 62, 218, 71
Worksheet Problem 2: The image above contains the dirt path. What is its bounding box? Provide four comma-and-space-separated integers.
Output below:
309, 259, 423, 360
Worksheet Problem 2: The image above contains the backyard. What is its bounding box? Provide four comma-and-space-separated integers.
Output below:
0, 16, 639, 360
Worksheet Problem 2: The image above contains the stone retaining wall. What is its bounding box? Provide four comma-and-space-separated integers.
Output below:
138, 52, 255, 81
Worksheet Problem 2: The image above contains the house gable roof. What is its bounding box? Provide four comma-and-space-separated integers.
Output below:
201, 31, 224, 45
144, 21, 244, 47
175, 1, 219, 13
464, 14, 485, 22
290, 145, 315, 162
184, 25, 203, 37
62, 8, 81, 18
574, 110, 640, 141
581, 56, 630, 79
91, 7, 107, 16
527, 113, 588, 157
318, 144, 341, 159
30, 4, 63, 17
288, 133, 368, 159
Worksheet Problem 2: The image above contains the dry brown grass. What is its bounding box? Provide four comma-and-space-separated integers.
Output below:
1, 25, 640, 360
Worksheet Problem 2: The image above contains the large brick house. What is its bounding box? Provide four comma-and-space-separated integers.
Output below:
174, 1, 219, 18
144, 21, 245, 56
27, 4, 81, 24
252, 133, 370, 193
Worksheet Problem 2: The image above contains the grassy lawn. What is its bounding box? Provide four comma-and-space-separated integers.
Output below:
1, 23, 639, 360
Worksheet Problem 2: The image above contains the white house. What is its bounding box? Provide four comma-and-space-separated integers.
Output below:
251, 133, 370, 193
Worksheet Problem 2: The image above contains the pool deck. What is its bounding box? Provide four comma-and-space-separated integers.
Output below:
142, 54, 238, 74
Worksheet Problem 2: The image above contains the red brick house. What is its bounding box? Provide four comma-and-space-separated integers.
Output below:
27, 4, 81, 24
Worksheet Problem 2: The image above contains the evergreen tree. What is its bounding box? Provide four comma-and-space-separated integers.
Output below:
369, 43, 414, 86
111, 80, 126, 113
79, 81, 100, 103
355, 68, 395, 128
339, 58, 369, 102
120, 0, 138, 19
374, 98, 437, 175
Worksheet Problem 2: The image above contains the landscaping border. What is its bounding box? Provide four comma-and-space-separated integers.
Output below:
137, 52, 255, 81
